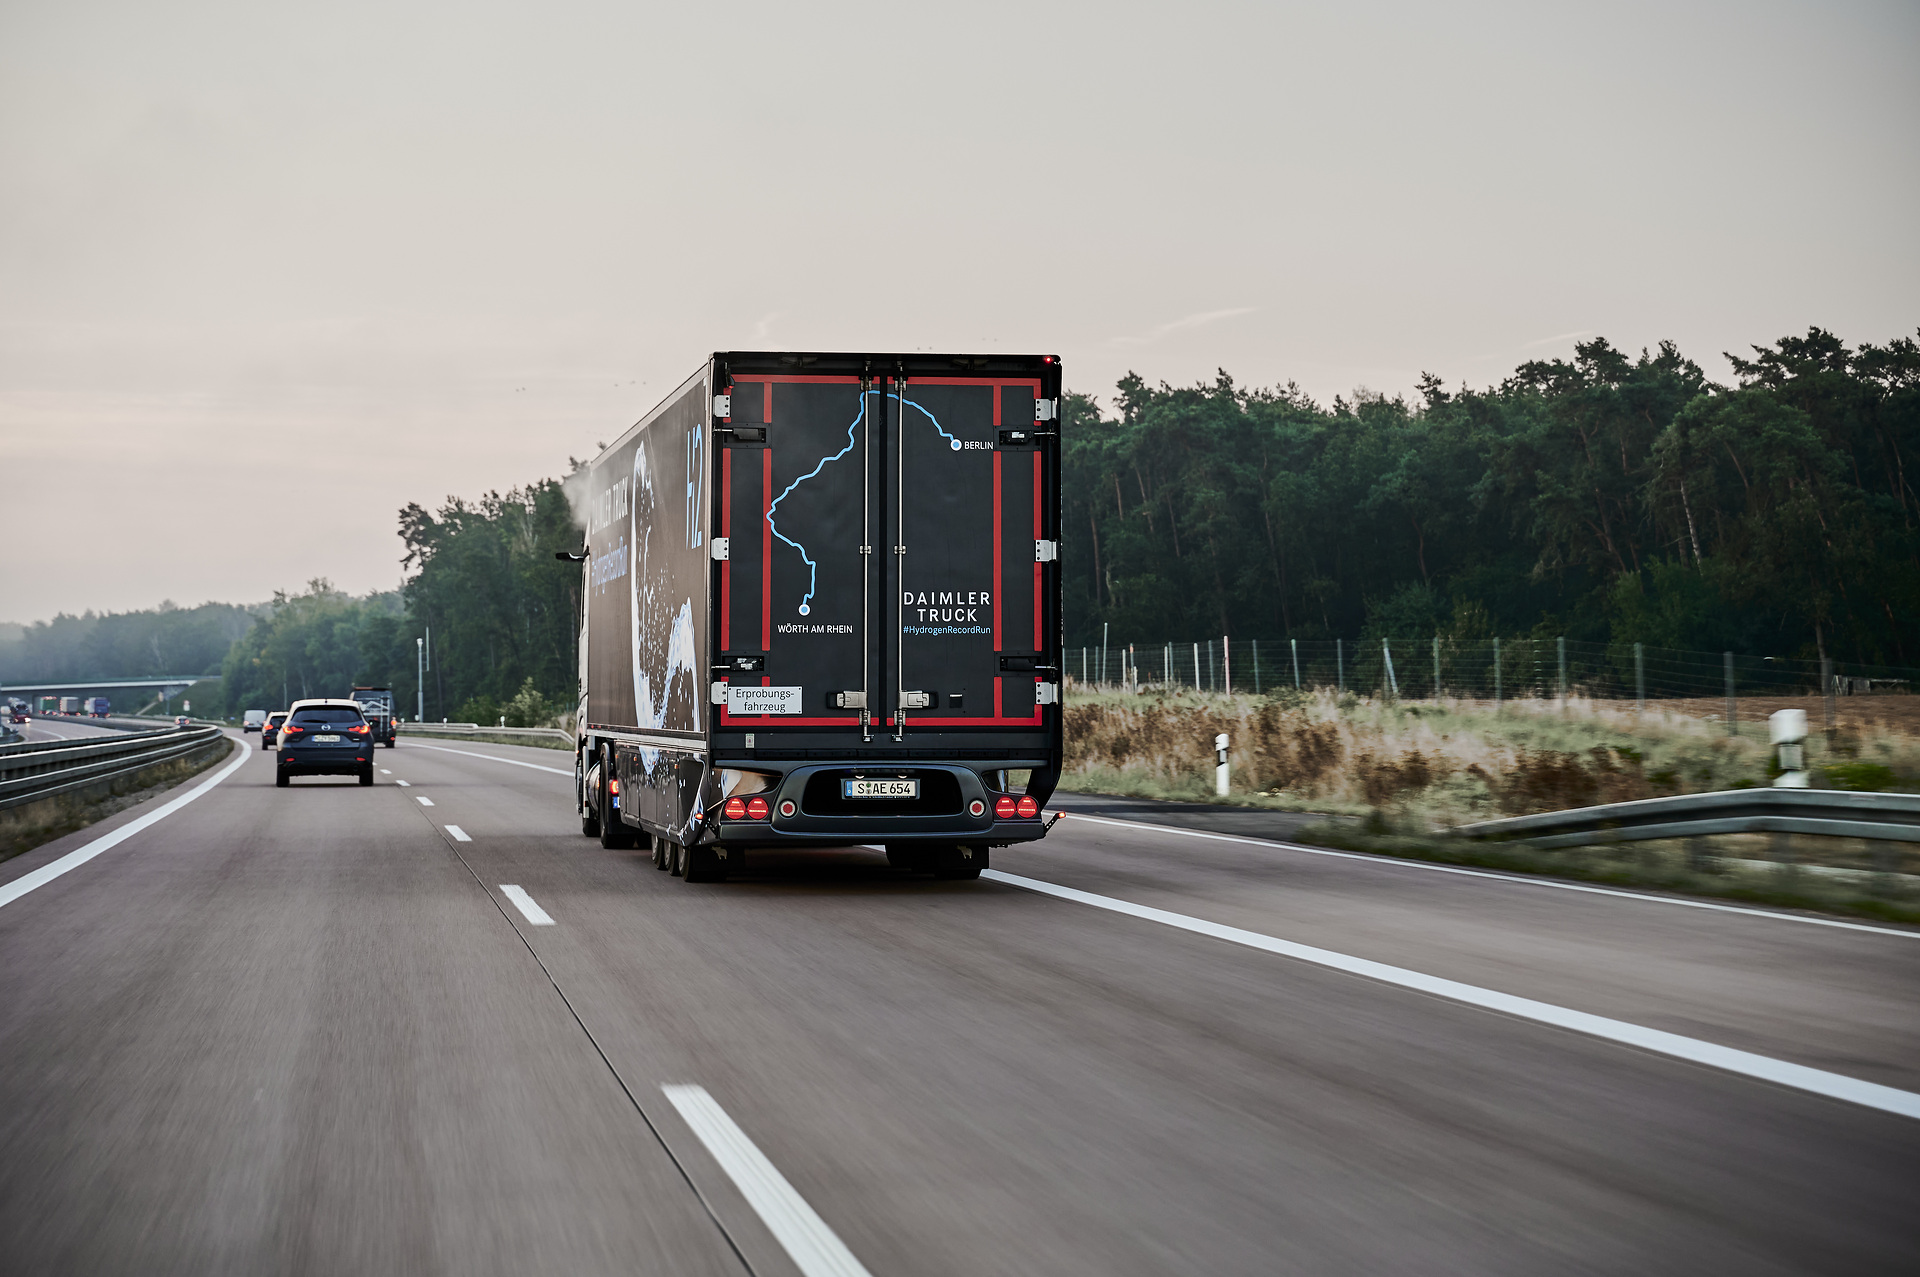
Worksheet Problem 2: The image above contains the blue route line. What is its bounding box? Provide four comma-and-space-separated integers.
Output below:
765, 391, 961, 616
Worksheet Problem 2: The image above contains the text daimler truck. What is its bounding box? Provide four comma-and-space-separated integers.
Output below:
565, 352, 1065, 883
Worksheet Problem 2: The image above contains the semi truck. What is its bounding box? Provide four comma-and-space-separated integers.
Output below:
58, 696, 80, 715
85, 697, 110, 716
349, 686, 398, 747
568, 351, 1064, 882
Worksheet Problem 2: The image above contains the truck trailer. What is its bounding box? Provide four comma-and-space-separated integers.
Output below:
85, 697, 110, 717
569, 351, 1064, 882
58, 696, 80, 715
350, 686, 398, 747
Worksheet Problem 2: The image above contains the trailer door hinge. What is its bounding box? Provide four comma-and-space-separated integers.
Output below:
710, 681, 727, 705
1035, 539, 1057, 563
712, 393, 731, 418
1035, 683, 1060, 705
1035, 398, 1057, 422
711, 537, 729, 561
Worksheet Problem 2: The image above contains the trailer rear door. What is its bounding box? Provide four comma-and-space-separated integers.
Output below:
715, 367, 1055, 740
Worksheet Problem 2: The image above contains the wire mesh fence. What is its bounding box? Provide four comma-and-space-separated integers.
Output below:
1065, 637, 1918, 733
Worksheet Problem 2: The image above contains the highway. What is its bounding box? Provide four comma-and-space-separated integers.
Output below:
0, 732, 1915, 1275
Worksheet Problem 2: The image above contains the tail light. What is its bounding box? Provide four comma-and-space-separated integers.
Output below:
1016, 796, 1039, 818
724, 796, 746, 820
608, 777, 620, 795
994, 796, 1016, 819
746, 796, 769, 819
348, 724, 369, 736
282, 724, 304, 736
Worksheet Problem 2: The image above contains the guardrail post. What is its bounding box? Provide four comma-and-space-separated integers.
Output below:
1724, 651, 1736, 736
1686, 835, 1713, 874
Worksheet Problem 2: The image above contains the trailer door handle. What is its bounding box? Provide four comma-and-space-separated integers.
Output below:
900, 691, 932, 710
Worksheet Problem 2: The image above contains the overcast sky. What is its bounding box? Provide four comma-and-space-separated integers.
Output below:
2, 0, 1914, 623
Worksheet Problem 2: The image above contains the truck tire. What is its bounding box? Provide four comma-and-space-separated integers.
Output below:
932, 844, 986, 880
884, 844, 931, 873
359, 766, 374, 786
650, 835, 669, 870
683, 841, 728, 883
384, 738, 396, 749
668, 839, 686, 877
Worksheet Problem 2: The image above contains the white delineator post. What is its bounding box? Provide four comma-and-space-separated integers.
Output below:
1771, 708, 1809, 788
1215, 733, 1230, 797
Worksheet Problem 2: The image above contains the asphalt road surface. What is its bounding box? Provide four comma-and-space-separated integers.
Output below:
1, 732, 1915, 1275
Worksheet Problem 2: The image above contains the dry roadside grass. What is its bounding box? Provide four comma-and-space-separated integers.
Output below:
1061, 688, 1920, 827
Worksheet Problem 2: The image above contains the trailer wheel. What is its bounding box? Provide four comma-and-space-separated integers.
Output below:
683, 841, 728, 883
668, 840, 686, 877
650, 835, 669, 870
932, 844, 987, 880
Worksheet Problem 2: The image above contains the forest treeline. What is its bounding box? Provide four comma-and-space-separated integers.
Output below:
5, 326, 1913, 719
1064, 327, 1918, 663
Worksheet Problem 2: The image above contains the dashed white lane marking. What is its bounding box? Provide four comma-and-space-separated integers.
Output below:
982, 868, 1920, 1121
1056, 811, 1920, 940
396, 779, 410, 787
408, 742, 573, 777
416, 796, 434, 807
661, 1084, 872, 1277
499, 885, 554, 926
445, 825, 471, 842
380, 768, 391, 774
0, 737, 253, 911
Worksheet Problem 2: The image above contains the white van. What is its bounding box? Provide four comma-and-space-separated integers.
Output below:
242, 709, 267, 732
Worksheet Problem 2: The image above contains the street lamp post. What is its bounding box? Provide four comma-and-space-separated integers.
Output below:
416, 637, 425, 723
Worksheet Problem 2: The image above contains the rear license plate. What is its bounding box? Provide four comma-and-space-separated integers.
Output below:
843, 779, 917, 799
313, 734, 341, 743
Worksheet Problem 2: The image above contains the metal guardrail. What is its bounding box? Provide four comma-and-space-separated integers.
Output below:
1455, 788, 1920, 849
397, 722, 574, 746
0, 725, 229, 811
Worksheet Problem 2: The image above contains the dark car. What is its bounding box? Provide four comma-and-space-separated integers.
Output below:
261, 711, 288, 749
275, 700, 374, 787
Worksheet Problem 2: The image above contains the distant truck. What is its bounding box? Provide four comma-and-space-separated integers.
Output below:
570, 351, 1064, 882
350, 686, 398, 747
37, 696, 56, 715
85, 697, 110, 717
58, 696, 80, 715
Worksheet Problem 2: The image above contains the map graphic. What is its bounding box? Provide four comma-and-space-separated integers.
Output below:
766, 391, 959, 616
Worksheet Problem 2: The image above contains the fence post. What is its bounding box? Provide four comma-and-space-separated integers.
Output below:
1557, 635, 1567, 711
1724, 650, 1736, 736
1101, 622, 1109, 688
1223, 635, 1231, 693
1432, 634, 1441, 702
1193, 642, 1200, 688
1493, 637, 1502, 713
1382, 639, 1399, 702
1081, 647, 1087, 684
1822, 656, 1835, 741
1253, 639, 1260, 694
1291, 638, 1301, 689
1337, 639, 1345, 693
1634, 642, 1645, 716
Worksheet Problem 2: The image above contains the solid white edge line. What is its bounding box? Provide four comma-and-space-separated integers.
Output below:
416, 796, 434, 806
0, 734, 252, 910
445, 825, 471, 842
408, 742, 573, 777
982, 868, 1920, 1120
661, 1084, 872, 1277
499, 884, 554, 925
1056, 811, 1920, 940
